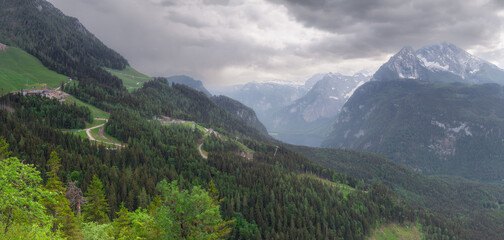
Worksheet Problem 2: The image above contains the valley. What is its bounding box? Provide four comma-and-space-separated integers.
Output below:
1, 0, 504, 239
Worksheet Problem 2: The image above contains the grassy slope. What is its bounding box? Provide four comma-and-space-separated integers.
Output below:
299, 173, 356, 198
368, 223, 423, 240
104, 65, 152, 91
0, 46, 68, 94
65, 95, 110, 119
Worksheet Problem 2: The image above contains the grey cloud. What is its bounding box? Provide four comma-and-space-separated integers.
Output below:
203, 0, 230, 5
46, 0, 504, 85
160, 0, 176, 7
270, 0, 504, 58
166, 11, 209, 28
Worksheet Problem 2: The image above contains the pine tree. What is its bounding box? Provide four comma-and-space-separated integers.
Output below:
83, 175, 110, 224
0, 137, 12, 159
111, 203, 131, 239
155, 180, 233, 240
43, 151, 79, 238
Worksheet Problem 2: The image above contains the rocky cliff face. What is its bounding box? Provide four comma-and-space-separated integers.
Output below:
266, 73, 369, 146
211, 95, 268, 134
273, 73, 369, 125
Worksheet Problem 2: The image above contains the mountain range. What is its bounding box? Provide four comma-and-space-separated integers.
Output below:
210, 73, 369, 146
269, 73, 369, 146
323, 42, 504, 182
210, 82, 307, 124
1, 0, 504, 238
373, 42, 504, 84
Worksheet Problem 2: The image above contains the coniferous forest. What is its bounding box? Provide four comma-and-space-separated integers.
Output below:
0, 81, 463, 239
1, 0, 503, 239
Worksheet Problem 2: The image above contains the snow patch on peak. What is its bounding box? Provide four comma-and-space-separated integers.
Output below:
345, 81, 365, 99
470, 68, 480, 74
415, 42, 487, 78
417, 55, 449, 71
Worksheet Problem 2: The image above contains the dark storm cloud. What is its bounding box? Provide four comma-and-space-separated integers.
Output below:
269, 0, 504, 58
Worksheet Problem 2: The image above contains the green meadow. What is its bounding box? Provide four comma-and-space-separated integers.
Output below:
0, 46, 68, 94
104, 65, 152, 91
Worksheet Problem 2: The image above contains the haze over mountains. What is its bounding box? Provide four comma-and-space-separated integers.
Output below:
207, 73, 369, 146
175, 41, 504, 183
176, 42, 504, 150
323, 42, 504, 182
3, 0, 504, 238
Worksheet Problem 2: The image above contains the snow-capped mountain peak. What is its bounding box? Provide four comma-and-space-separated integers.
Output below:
415, 42, 485, 78
385, 46, 420, 79
372, 42, 504, 84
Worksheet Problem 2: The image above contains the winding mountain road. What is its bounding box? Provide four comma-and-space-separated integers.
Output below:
85, 123, 105, 141
198, 142, 208, 159
83, 118, 123, 147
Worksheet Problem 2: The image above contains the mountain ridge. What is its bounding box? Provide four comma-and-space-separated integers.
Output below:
372, 42, 504, 85
323, 79, 504, 181
269, 72, 369, 146
165, 75, 212, 96
0, 0, 128, 89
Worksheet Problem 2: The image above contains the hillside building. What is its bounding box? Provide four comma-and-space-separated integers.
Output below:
0, 43, 7, 52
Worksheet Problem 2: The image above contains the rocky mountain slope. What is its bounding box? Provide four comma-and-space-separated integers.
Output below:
210, 82, 307, 128
270, 73, 369, 146
323, 79, 504, 181
373, 42, 504, 84
211, 95, 269, 134
165, 75, 212, 96
323, 43, 504, 181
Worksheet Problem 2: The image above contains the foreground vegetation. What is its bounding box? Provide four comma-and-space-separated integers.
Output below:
0, 139, 230, 239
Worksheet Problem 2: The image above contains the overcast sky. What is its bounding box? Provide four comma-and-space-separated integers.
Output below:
47, 0, 504, 86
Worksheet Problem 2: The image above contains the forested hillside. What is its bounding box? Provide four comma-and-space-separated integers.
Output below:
294, 146, 504, 239
0, 1, 497, 239
323, 80, 504, 182
0, 0, 127, 89
165, 75, 212, 96
0, 79, 461, 239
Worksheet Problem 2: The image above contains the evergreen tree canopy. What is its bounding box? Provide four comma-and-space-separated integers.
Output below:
83, 175, 110, 224
156, 180, 233, 240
